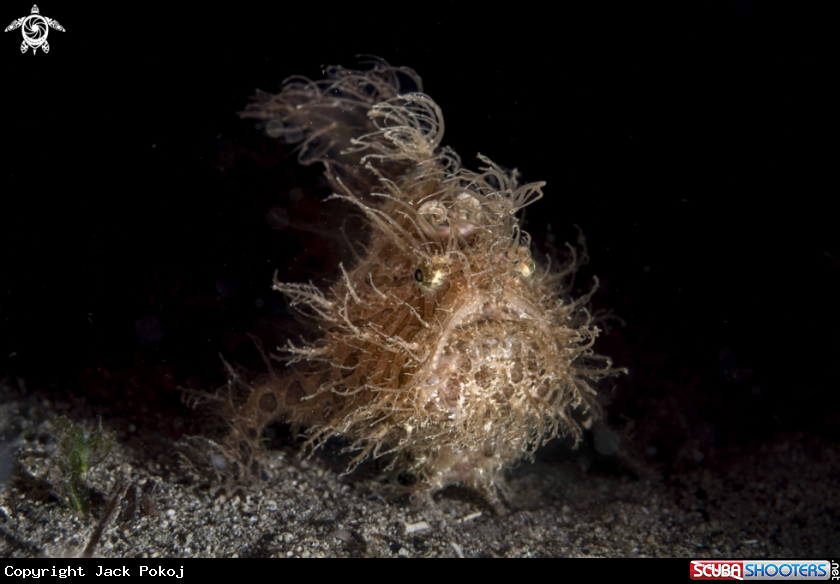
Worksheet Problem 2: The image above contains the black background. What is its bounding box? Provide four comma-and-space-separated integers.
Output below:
1, 2, 836, 475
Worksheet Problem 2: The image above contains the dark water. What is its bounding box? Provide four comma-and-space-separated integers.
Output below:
1, 4, 836, 502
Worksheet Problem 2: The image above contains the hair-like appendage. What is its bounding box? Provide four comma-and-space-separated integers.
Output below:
225, 60, 625, 509
240, 58, 428, 198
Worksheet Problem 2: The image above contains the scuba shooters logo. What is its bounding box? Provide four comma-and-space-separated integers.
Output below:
690, 560, 834, 580
4, 5, 64, 54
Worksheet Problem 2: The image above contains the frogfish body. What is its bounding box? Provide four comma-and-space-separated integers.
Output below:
218, 61, 623, 508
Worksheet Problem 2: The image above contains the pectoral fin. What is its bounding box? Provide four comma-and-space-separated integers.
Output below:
46, 17, 65, 32
5, 17, 23, 32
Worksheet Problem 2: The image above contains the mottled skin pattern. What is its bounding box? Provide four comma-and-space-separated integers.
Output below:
217, 61, 623, 509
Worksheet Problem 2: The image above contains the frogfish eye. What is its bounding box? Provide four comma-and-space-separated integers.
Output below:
414, 268, 424, 283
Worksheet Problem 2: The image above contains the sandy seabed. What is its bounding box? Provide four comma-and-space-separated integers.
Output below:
1, 381, 837, 558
